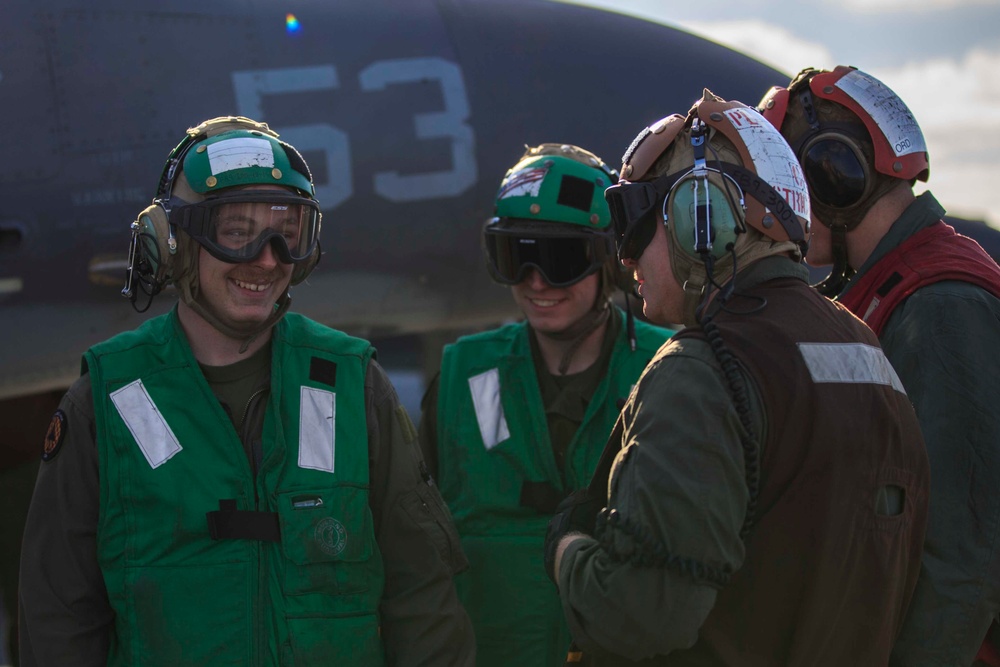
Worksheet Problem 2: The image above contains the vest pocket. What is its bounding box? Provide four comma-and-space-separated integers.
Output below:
129, 562, 250, 666
284, 612, 384, 666
277, 486, 374, 596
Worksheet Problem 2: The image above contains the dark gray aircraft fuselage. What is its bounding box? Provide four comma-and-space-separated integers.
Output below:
6, 1, 1000, 405
0, 0, 796, 400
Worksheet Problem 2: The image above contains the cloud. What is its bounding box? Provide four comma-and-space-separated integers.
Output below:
564, 1, 1000, 227
831, 0, 996, 12
867, 50, 1000, 135
673, 19, 836, 76
668, 18, 1000, 226
870, 50, 1000, 226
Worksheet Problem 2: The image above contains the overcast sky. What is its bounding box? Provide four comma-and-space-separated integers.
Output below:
565, 0, 1000, 228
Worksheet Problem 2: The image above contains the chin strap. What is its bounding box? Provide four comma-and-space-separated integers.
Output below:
535, 298, 611, 375
623, 291, 637, 352
173, 237, 293, 352
681, 262, 710, 328
186, 290, 292, 353
813, 226, 855, 297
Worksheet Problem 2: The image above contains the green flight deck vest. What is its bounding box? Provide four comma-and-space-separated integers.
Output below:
86, 310, 385, 667
437, 308, 670, 667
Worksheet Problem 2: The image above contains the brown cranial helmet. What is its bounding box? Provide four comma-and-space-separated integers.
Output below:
607, 90, 810, 324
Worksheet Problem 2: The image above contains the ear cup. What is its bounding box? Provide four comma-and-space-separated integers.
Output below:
666, 175, 741, 260
799, 132, 871, 208
133, 204, 175, 288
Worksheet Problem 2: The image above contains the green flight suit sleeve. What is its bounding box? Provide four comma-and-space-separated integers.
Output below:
365, 360, 475, 667
556, 338, 759, 661
18, 374, 113, 667
882, 282, 1000, 665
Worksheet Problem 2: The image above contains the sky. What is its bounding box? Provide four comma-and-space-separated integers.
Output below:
565, 0, 1000, 229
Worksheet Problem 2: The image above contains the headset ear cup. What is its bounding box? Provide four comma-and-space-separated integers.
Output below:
667, 177, 740, 260
134, 204, 174, 288
799, 132, 871, 209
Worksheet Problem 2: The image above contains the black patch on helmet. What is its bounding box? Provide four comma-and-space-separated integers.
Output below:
280, 141, 314, 184
557, 175, 595, 213
42, 409, 67, 462
310, 358, 338, 388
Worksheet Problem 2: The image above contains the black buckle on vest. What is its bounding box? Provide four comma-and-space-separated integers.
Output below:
520, 481, 565, 514
206, 499, 281, 542
877, 271, 904, 298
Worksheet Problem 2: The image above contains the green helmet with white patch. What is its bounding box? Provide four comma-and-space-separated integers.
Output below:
169, 118, 316, 203
124, 116, 321, 340
483, 144, 624, 292
492, 144, 617, 230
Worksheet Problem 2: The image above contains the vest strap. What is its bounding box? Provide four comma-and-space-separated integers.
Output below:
206, 499, 281, 542
839, 221, 1000, 334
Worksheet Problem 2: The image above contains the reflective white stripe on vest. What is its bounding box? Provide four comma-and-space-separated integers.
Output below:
797, 343, 906, 394
110, 380, 182, 469
468, 368, 510, 450
299, 386, 336, 473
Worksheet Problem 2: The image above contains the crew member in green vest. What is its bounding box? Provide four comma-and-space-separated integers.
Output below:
19, 116, 475, 667
418, 144, 674, 666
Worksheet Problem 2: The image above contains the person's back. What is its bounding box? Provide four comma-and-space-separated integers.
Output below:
549, 92, 929, 665
761, 66, 1000, 665
670, 268, 927, 664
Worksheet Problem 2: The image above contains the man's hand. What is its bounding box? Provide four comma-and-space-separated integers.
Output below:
543, 489, 603, 585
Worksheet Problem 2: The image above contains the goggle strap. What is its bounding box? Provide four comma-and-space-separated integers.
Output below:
715, 163, 808, 253
798, 87, 821, 132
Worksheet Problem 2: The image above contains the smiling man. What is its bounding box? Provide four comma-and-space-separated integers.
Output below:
18, 116, 475, 667
418, 144, 673, 667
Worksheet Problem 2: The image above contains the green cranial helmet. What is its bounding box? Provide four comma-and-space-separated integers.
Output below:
171, 118, 315, 202
492, 144, 617, 229
124, 116, 321, 341
485, 144, 626, 293
485, 145, 634, 368
157, 116, 321, 290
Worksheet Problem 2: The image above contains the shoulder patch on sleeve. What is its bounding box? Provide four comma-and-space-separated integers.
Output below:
42, 409, 67, 462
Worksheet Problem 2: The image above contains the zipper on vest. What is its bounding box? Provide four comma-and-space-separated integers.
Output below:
240, 388, 268, 481
240, 386, 267, 666
254, 537, 263, 666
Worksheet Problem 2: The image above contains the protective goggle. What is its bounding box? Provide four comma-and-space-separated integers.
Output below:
799, 132, 870, 209
169, 191, 320, 264
605, 171, 687, 261
484, 225, 612, 287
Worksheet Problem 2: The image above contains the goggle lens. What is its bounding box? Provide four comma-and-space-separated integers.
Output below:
606, 181, 661, 261
210, 201, 315, 260
485, 232, 609, 287
172, 192, 320, 264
